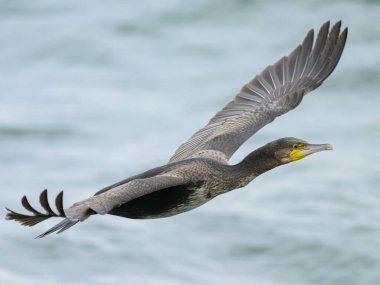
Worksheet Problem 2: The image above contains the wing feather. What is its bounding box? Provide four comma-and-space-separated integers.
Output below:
169, 21, 347, 163
63, 175, 186, 222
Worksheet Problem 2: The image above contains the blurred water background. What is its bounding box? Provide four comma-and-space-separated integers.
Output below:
1, 0, 380, 284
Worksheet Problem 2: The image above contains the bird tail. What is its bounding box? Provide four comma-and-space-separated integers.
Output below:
5, 189, 78, 238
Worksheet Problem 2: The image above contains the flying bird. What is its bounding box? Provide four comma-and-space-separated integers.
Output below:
6, 21, 347, 238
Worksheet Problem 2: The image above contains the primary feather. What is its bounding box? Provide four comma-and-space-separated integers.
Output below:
169, 21, 347, 163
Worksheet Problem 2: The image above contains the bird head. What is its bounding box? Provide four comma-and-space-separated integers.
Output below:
269, 137, 333, 164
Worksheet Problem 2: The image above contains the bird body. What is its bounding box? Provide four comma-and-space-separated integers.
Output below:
110, 159, 225, 219
72, 140, 285, 220
6, 21, 347, 238
108, 158, 227, 219
87, 159, 250, 220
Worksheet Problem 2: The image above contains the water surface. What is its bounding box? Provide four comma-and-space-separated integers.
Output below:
1, 1, 380, 284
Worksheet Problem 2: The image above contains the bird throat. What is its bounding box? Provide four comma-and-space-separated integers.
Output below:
233, 147, 281, 184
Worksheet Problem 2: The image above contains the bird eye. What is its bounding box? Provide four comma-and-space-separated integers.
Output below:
293, 144, 305, 150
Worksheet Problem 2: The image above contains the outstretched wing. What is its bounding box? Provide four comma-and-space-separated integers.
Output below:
64, 175, 186, 221
5, 189, 65, 226
169, 21, 347, 164
6, 175, 186, 238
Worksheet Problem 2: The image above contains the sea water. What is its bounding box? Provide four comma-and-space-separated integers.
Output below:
1, 1, 380, 284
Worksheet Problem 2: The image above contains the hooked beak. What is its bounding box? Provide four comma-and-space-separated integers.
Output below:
289, 143, 333, 161
302, 143, 333, 155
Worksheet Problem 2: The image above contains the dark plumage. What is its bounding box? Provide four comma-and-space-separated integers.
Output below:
6, 21, 347, 238
5, 190, 65, 227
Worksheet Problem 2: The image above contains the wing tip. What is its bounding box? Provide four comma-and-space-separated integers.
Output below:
167, 20, 348, 164
321, 20, 331, 30
341, 26, 348, 39
6, 190, 72, 236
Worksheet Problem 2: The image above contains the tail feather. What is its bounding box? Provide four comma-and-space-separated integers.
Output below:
5, 189, 79, 238
35, 218, 78, 239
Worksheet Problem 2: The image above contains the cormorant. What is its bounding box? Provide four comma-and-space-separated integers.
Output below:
5, 21, 347, 238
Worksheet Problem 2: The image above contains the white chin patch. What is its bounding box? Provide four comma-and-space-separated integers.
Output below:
280, 157, 292, 163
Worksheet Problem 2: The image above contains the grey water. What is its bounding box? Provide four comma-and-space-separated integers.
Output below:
1, 0, 380, 284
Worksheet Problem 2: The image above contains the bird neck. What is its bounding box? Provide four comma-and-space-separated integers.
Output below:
232, 145, 281, 184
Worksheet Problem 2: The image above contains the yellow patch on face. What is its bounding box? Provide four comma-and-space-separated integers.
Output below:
289, 144, 306, 161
